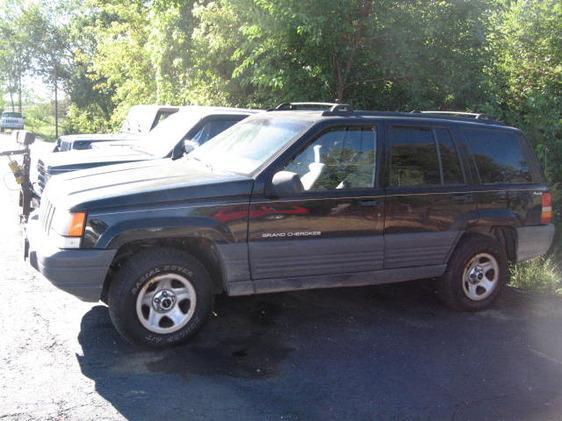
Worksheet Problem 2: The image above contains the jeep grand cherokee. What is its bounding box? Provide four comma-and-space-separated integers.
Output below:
26, 103, 554, 347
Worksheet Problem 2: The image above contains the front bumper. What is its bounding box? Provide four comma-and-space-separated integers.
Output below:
516, 224, 555, 262
26, 215, 116, 302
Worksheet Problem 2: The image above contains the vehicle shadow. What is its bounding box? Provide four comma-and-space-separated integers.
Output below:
77, 282, 562, 420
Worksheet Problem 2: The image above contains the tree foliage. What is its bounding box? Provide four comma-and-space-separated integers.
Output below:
0, 0, 559, 186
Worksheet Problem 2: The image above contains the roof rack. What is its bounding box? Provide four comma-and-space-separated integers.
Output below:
273, 102, 353, 113
416, 111, 494, 121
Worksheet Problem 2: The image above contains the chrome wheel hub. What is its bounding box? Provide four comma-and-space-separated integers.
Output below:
136, 273, 197, 334
152, 289, 177, 313
462, 253, 499, 301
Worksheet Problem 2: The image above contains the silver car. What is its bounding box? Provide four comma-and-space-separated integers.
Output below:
0, 111, 24, 132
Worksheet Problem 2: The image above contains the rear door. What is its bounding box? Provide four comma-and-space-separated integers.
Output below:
383, 122, 476, 269
248, 122, 385, 281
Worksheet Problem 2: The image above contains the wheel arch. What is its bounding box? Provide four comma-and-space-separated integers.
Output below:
447, 225, 517, 265
100, 236, 227, 304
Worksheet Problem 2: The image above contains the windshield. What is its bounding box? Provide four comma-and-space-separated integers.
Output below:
2, 112, 22, 118
189, 117, 312, 175
132, 111, 203, 157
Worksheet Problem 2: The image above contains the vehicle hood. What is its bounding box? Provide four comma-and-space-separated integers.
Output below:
44, 158, 254, 212
40, 146, 153, 173
91, 140, 140, 149
60, 133, 137, 142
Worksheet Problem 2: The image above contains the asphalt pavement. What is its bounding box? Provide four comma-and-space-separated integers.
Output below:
1, 132, 562, 420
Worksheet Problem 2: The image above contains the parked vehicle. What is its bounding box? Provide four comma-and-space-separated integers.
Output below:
36, 106, 256, 196
53, 133, 137, 152
26, 102, 554, 347
0, 111, 24, 132
120, 104, 179, 135
53, 105, 179, 152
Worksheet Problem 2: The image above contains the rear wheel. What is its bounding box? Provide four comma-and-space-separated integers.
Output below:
438, 235, 508, 311
108, 247, 213, 347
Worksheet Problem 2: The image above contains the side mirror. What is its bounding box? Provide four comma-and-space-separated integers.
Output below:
266, 171, 304, 198
183, 139, 198, 155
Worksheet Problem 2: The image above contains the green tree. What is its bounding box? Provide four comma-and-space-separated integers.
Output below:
485, 0, 562, 187
188, 0, 496, 110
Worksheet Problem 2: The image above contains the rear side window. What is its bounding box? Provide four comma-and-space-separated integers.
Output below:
388, 127, 440, 186
435, 128, 464, 185
2, 112, 22, 118
464, 129, 533, 184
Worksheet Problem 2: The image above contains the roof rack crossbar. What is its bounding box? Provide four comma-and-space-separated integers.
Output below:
273, 102, 353, 112
326, 103, 353, 113
418, 111, 494, 120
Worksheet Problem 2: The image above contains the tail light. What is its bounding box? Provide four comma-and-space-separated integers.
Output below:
541, 192, 552, 225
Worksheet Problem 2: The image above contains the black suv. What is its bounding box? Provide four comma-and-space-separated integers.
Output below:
26, 103, 554, 347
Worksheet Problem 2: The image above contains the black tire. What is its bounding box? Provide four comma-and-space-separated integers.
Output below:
438, 235, 508, 311
108, 247, 214, 347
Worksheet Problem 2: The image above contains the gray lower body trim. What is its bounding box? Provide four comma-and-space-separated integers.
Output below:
227, 264, 447, 296
249, 236, 384, 279
516, 224, 555, 263
384, 231, 460, 269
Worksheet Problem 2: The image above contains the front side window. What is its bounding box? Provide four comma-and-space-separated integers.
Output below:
284, 126, 377, 191
464, 128, 532, 184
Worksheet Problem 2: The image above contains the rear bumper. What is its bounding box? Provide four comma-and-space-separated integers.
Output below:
516, 224, 555, 262
1, 122, 24, 129
26, 216, 116, 302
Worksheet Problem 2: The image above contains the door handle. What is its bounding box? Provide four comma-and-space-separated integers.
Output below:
357, 199, 382, 207
451, 194, 472, 203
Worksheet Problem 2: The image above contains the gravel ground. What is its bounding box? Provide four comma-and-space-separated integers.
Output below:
1, 133, 562, 420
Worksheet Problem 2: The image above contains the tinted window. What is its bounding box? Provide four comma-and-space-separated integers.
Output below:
389, 127, 441, 187
435, 128, 464, 184
151, 110, 177, 129
465, 129, 532, 184
284, 127, 376, 191
190, 119, 242, 145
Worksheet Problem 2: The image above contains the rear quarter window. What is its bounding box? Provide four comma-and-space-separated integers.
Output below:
464, 128, 534, 184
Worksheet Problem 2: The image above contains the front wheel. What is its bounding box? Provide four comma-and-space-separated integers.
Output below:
108, 248, 214, 347
438, 235, 508, 311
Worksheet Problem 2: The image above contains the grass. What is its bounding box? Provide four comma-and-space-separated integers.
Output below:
510, 256, 562, 295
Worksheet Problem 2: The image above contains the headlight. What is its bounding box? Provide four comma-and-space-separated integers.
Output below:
50, 210, 87, 248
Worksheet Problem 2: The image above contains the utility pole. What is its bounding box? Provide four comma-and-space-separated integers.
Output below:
18, 66, 22, 113
54, 64, 58, 139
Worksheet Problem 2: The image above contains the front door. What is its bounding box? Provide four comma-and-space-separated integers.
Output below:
247, 124, 384, 284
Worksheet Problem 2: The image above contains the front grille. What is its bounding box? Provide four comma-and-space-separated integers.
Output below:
37, 159, 50, 193
39, 197, 56, 234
